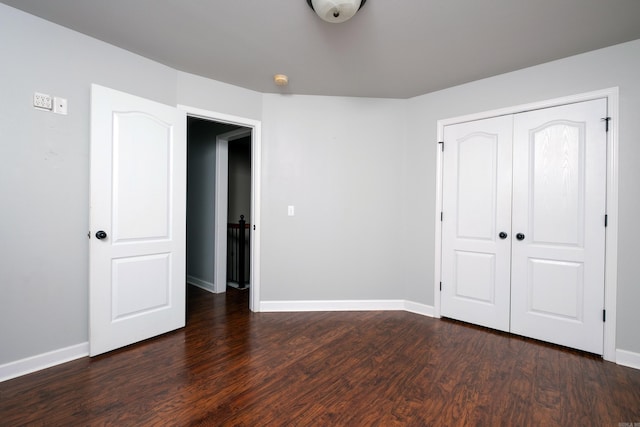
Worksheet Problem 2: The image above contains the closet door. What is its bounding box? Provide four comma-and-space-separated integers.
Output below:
441, 116, 513, 332
510, 99, 607, 354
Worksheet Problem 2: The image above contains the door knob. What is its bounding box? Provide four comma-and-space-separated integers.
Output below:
499, 232, 508, 239
516, 233, 525, 241
95, 230, 107, 240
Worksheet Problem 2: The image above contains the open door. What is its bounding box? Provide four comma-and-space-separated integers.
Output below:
89, 84, 186, 356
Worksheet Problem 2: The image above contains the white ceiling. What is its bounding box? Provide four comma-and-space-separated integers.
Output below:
3, 0, 640, 99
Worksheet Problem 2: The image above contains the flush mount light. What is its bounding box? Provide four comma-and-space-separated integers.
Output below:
274, 74, 289, 86
306, 0, 367, 23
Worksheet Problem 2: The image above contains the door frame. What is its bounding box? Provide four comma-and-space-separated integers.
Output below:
434, 87, 619, 362
179, 105, 262, 312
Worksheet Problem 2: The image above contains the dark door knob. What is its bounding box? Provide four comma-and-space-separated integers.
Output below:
95, 230, 107, 240
499, 232, 508, 239
516, 233, 525, 241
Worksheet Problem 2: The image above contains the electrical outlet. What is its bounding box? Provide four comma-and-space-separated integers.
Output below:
34, 92, 53, 110
54, 97, 68, 115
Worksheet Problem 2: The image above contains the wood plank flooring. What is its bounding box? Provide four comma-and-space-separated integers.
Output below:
1, 285, 639, 426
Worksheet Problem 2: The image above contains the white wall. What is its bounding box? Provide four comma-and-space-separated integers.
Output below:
404, 39, 640, 354
260, 95, 407, 301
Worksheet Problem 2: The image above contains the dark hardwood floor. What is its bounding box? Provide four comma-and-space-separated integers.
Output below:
1, 286, 639, 426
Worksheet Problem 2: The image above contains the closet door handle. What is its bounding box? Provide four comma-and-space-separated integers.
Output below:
516, 233, 525, 241
499, 232, 508, 239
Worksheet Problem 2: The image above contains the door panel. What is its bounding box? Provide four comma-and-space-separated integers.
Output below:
527, 258, 583, 320
441, 116, 513, 332
113, 112, 172, 241
90, 84, 186, 356
510, 99, 606, 354
529, 121, 584, 246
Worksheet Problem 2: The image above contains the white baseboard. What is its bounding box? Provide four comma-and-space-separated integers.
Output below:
259, 299, 435, 315
616, 349, 640, 370
260, 299, 407, 312
0, 342, 88, 383
404, 300, 435, 317
187, 275, 216, 293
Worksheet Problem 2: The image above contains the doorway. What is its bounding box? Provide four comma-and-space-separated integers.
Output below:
181, 105, 262, 312
186, 118, 242, 289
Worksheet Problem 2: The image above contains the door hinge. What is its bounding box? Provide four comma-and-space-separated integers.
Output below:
88, 231, 91, 238
604, 214, 608, 227
603, 309, 606, 322
438, 141, 444, 151
440, 281, 442, 291
440, 212, 443, 222
601, 117, 611, 132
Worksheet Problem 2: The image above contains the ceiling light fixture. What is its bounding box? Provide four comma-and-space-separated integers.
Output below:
306, 0, 367, 24
274, 74, 289, 86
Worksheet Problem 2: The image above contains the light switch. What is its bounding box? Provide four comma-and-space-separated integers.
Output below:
288, 205, 295, 216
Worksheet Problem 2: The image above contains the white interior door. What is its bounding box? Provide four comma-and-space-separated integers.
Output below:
89, 84, 186, 356
441, 115, 513, 332
510, 99, 607, 354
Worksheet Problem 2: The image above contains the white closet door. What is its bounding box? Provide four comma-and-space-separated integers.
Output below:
441, 116, 513, 332
510, 99, 607, 354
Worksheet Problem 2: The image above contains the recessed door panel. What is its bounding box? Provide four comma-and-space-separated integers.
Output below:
113, 112, 172, 242
112, 254, 171, 321
530, 121, 584, 246
454, 251, 496, 304
457, 134, 497, 240
528, 258, 583, 321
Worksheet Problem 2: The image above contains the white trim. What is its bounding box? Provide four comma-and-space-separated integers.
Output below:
260, 299, 406, 312
214, 135, 228, 294
404, 301, 435, 317
0, 343, 88, 383
260, 299, 435, 315
603, 88, 619, 363
178, 105, 262, 312
434, 88, 619, 362
616, 349, 640, 370
186, 275, 216, 294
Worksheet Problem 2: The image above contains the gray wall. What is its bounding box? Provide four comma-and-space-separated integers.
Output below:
186, 118, 240, 289
0, 4, 177, 364
404, 39, 640, 354
177, 72, 262, 121
260, 95, 407, 301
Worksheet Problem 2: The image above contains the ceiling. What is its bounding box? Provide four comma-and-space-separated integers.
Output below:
3, 0, 640, 99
